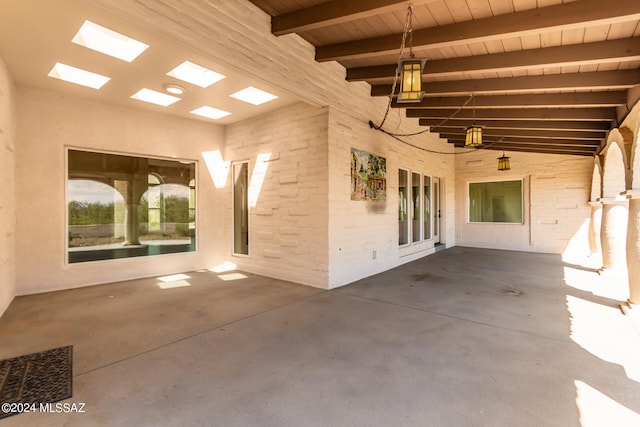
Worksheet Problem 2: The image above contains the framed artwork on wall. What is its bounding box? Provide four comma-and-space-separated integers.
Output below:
350, 148, 386, 201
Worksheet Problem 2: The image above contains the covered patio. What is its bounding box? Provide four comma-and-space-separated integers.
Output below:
1, 247, 638, 426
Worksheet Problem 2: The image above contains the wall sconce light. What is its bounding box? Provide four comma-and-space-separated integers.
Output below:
498, 152, 511, 170
396, 5, 425, 104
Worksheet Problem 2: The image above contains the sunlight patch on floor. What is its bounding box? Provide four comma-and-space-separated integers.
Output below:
209, 261, 237, 273
575, 380, 640, 427
567, 295, 640, 382
217, 273, 248, 281
156, 273, 192, 289
564, 254, 640, 425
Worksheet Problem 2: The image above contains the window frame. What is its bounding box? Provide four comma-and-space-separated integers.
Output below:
398, 168, 410, 247
231, 160, 250, 257
467, 178, 524, 224
399, 168, 437, 247
411, 171, 423, 245
65, 146, 198, 264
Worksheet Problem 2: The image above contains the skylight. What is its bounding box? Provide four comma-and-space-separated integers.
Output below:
47, 63, 110, 89
72, 20, 148, 62
131, 89, 180, 107
167, 61, 225, 88
190, 106, 231, 120
230, 86, 278, 105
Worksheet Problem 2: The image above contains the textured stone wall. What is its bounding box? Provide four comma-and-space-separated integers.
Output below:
327, 108, 455, 288
455, 149, 593, 254
224, 103, 330, 288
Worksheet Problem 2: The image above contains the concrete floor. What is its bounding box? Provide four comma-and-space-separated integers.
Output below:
1, 247, 640, 426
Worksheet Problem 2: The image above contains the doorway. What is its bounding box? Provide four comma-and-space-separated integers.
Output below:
433, 177, 441, 244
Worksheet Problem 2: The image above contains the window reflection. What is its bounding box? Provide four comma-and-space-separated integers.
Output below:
469, 180, 523, 223
67, 149, 196, 263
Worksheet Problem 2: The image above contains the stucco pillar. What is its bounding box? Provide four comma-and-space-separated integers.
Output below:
624, 190, 640, 305
599, 197, 628, 272
588, 201, 602, 256
122, 174, 147, 246
123, 202, 140, 246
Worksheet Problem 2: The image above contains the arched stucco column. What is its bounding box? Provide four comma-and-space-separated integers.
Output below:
599, 197, 628, 273
625, 190, 640, 305
588, 201, 602, 256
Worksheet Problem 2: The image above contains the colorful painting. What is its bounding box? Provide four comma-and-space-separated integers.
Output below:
351, 148, 386, 201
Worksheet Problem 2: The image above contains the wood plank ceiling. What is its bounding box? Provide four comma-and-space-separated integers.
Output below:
249, 0, 640, 156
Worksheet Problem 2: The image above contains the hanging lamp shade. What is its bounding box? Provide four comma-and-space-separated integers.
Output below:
464, 125, 483, 147
497, 152, 511, 170
397, 59, 426, 103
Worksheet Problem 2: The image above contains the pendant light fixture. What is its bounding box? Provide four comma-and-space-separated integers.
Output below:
497, 152, 511, 171
397, 5, 426, 103
465, 94, 483, 147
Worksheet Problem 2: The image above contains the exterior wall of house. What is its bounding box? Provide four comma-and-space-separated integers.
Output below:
15, 86, 227, 295
224, 103, 330, 288
327, 108, 455, 288
4, 0, 606, 302
455, 149, 593, 254
0, 57, 16, 315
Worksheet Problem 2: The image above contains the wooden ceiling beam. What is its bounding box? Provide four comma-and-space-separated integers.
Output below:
451, 143, 596, 156
347, 37, 640, 82
419, 119, 612, 131
432, 128, 606, 140
406, 107, 617, 121
316, 0, 640, 62
271, 0, 424, 35
370, 70, 640, 96
441, 135, 601, 147
392, 92, 627, 109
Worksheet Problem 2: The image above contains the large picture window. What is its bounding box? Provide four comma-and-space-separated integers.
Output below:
469, 180, 523, 223
67, 149, 196, 263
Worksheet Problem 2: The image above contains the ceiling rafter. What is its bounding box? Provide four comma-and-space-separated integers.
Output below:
347, 37, 640, 82
431, 128, 606, 140
271, 0, 423, 35
418, 119, 612, 132
452, 144, 597, 156
442, 135, 601, 147
315, 0, 640, 62
391, 92, 627, 109
406, 107, 617, 121
371, 70, 640, 97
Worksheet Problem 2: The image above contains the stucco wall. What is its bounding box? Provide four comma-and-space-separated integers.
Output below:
224, 103, 330, 288
328, 108, 456, 288
15, 86, 227, 295
0, 57, 16, 315
455, 149, 593, 254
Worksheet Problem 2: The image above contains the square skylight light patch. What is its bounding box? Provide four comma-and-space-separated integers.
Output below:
72, 20, 148, 62
190, 106, 231, 120
131, 88, 180, 107
230, 86, 278, 105
48, 63, 110, 89
167, 61, 225, 88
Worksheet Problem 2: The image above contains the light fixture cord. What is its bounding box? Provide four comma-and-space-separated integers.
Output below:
472, 93, 476, 125
371, 4, 414, 130
368, 6, 485, 153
